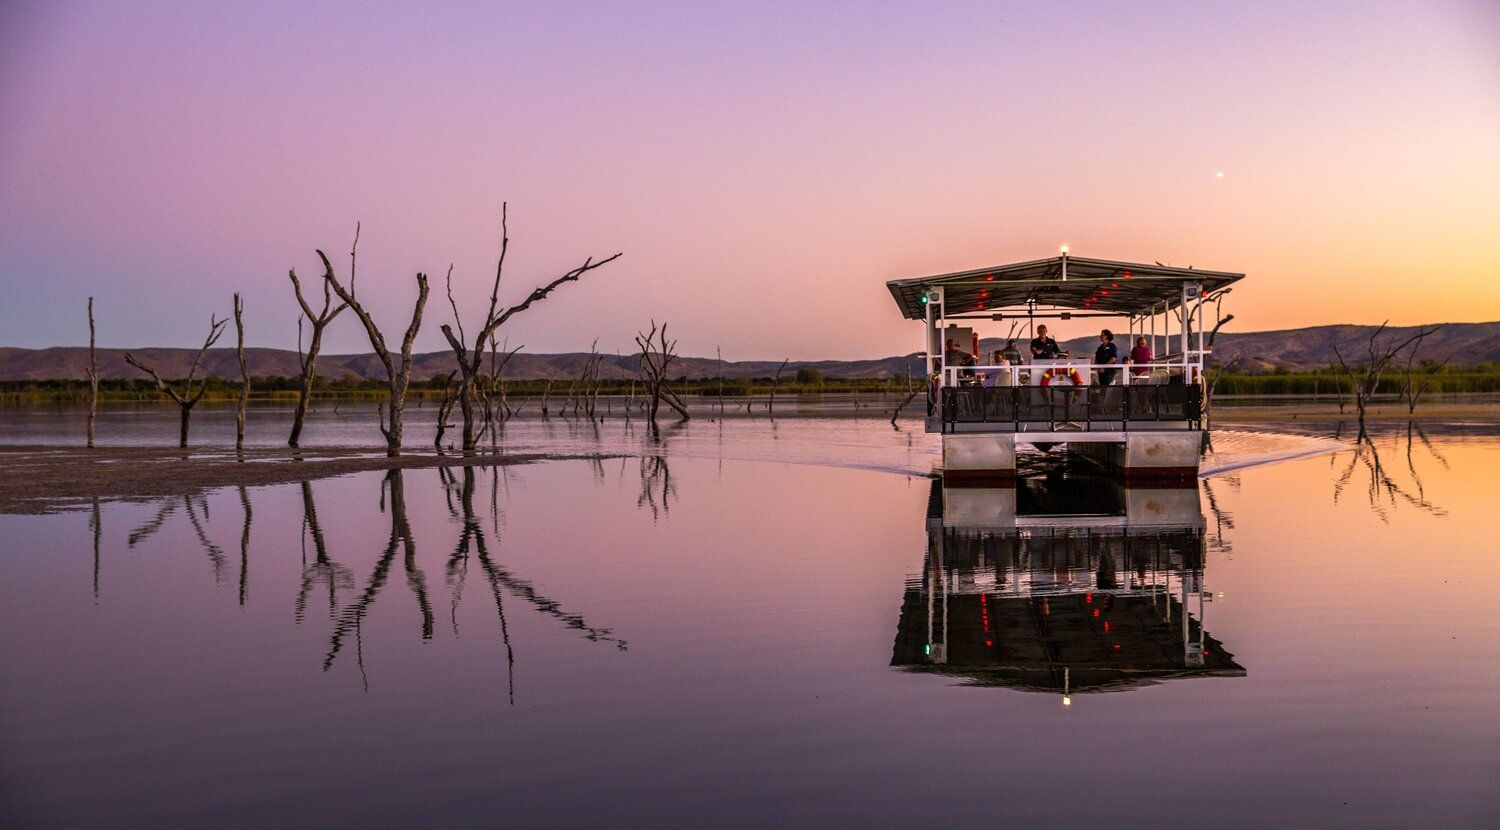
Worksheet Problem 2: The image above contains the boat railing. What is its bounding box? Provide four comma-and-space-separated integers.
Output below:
932, 383, 1203, 432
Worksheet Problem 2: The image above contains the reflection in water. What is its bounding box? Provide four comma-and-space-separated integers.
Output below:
125, 491, 253, 597
98, 459, 638, 700
637, 455, 676, 521
446, 465, 517, 704
893, 478, 1244, 700
1334, 425, 1448, 521
295, 480, 354, 623
282, 465, 627, 693
324, 471, 430, 686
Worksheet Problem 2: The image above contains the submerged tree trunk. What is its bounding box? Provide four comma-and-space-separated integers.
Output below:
124, 314, 226, 449
86, 297, 99, 448
318, 235, 430, 458
288, 251, 349, 448
440, 205, 621, 452
234, 293, 249, 449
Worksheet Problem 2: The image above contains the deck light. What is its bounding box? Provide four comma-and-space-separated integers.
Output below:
1060, 244, 1069, 254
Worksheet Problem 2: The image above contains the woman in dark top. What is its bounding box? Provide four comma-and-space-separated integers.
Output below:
1094, 329, 1119, 386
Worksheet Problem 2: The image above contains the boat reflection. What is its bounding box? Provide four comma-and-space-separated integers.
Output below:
892, 475, 1244, 699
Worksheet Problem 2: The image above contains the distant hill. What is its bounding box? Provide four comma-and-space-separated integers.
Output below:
1050, 321, 1500, 372
2, 322, 1495, 381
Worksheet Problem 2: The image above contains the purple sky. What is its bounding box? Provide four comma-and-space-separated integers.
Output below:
2, 1, 1497, 359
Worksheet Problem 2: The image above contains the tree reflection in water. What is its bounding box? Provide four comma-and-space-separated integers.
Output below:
126, 491, 252, 595
98, 454, 667, 701
295, 480, 354, 624
1334, 425, 1448, 521
324, 470, 429, 682
637, 456, 676, 521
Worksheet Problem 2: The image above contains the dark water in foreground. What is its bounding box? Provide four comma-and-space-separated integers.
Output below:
1, 421, 1497, 827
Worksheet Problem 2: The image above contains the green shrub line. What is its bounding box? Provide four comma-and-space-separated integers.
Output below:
5, 364, 1499, 405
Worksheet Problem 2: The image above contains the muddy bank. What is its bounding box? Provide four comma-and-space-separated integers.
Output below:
0, 446, 623, 515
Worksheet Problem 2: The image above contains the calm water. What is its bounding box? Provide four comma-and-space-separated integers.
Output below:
1, 417, 1497, 827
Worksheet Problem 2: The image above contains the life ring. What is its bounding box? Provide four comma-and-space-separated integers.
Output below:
1040, 368, 1083, 387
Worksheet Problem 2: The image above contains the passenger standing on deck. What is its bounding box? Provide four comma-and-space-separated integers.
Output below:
1001, 339, 1023, 365
1029, 325, 1066, 360
1094, 330, 1119, 386
1129, 336, 1153, 376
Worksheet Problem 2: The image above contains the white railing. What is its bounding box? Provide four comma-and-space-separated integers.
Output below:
941, 355, 1205, 389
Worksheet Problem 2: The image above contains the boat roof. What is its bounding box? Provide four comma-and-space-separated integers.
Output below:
886, 255, 1244, 320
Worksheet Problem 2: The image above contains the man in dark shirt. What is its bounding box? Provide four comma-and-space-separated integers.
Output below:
1029, 325, 1066, 360
1094, 329, 1119, 386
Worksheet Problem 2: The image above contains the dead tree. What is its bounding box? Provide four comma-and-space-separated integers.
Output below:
1397, 325, 1448, 415
1329, 363, 1349, 414
288, 233, 351, 447
476, 338, 524, 440
233, 293, 249, 449
1332, 321, 1441, 439
434, 371, 459, 449
86, 297, 99, 448
716, 346, 725, 413
1199, 289, 1235, 428
891, 362, 921, 426
319, 237, 430, 457
635, 321, 690, 425
439, 205, 621, 452
767, 359, 789, 413
124, 314, 228, 447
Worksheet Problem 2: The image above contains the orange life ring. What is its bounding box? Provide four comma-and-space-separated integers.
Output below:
1040, 368, 1083, 387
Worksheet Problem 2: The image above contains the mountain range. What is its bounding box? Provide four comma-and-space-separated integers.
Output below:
1, 322, 1494, 382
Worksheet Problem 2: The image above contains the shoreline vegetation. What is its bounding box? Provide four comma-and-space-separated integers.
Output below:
7, 365, 1500, 406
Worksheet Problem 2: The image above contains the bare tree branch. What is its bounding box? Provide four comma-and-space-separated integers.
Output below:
123, 313, 227, 447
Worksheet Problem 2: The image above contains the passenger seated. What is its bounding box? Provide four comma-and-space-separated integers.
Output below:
984, 350, 1013, 387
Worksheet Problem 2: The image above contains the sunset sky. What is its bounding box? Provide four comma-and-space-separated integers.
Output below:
2, 1, 1497, 359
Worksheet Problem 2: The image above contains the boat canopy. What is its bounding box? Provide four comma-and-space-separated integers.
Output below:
886, 255, 1244, 320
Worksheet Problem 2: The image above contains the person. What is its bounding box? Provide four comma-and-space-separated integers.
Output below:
1094, 329, 1119, 386
943, 338, 977, 382
943, 338, 965, 367
1029, 325, 1066, 360
1129, 336, 1152, 377
984, 350, 1013, 387
1000, 339, 1022, 365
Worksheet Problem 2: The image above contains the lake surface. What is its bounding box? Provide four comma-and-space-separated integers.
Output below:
1, 414, 1497, 827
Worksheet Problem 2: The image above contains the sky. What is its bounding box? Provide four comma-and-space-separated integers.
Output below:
1, 0, 1497, 359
